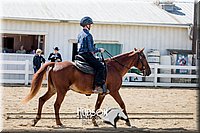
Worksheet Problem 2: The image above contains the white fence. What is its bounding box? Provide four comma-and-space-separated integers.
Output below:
0, 60, 199, 87
0, 60, 33, 85
123, 64, 198, 87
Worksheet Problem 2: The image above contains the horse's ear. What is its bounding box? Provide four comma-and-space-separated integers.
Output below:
140, 48, 145, 52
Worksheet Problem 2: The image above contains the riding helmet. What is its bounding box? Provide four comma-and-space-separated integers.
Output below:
80, 16, 93, 27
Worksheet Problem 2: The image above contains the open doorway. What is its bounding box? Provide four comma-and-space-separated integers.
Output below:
1, 34, 45, 54
2, 37, 14, 53
72, 43, 78, 61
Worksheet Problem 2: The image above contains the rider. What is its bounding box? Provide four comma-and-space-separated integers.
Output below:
77, 16, 109, 94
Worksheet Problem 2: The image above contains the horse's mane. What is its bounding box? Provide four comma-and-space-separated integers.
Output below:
105, 50, 135, 63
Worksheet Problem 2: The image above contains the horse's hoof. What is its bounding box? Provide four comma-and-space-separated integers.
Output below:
92, 120, 98, 127
54, 124, 65, 128
125, 121, 131, 127
93, 123, 99, 127
31, 119, 38, 126
92, 117, 98, 127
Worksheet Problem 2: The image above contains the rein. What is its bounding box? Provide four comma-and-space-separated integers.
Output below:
104, 50, 131, 70
105, 50, 146, 72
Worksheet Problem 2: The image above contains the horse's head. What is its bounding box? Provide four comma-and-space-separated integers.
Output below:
134, 48, 151, 76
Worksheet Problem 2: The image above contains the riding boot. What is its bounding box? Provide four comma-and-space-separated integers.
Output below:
102, 84, 110, 94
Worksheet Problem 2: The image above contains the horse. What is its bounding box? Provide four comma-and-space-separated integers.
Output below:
22, 48, 151, 127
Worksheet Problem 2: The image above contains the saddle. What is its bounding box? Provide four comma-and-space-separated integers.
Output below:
74, 55, 95, 74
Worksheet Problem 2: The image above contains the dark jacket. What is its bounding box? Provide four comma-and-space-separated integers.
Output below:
48, 53, 62, 62
77, 29, 100, 54
33, 54, 45, 69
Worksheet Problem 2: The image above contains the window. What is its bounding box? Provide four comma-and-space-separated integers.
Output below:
95, 43, 122, 59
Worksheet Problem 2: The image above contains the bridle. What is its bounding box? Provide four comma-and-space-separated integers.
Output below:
136, 52, 146, 72
105, 50, 146, 72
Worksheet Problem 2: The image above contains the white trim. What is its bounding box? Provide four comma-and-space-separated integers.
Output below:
0, 30, 48, 35
94, 40, 120, 44
0, 53, 34, 57
68, 39, 77, 43
2, 17, 60, 23
68, 39, 120, 44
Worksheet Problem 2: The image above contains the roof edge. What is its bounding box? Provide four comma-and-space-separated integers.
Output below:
1, 17, 192, 28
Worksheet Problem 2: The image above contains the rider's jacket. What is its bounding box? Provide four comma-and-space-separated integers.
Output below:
77, 29, 100, 54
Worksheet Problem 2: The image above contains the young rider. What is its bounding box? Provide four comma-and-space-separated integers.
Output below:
77, 16, 109, 94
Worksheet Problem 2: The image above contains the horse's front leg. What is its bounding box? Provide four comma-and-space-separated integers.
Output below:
110, 91, 131, 127
92, 94, 106, 126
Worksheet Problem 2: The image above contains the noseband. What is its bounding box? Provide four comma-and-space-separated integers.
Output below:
136, 52, 146, 72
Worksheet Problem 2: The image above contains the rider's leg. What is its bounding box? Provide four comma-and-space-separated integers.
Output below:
79, 52, 107, 93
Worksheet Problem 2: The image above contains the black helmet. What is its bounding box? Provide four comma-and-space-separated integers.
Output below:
80, 16, 93, 27
53, 46, 59, 51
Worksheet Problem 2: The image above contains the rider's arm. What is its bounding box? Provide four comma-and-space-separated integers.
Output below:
48, 53, 52, 60
58, 53, 62, 62
87, 34, 100, 53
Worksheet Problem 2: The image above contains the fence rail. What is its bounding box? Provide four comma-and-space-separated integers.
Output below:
123, 64, 198, 87
0, 60, 199, 87
0, 60, 32, 85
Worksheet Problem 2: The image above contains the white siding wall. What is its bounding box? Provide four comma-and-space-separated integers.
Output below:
1, 20, 192, 61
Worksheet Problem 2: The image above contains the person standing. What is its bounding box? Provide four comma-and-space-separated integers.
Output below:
77, 16, 109, 94
33, 49, 46, 73
48, 47, 62, 62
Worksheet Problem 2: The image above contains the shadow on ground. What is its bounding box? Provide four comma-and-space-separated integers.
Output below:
1, 126, 198, 133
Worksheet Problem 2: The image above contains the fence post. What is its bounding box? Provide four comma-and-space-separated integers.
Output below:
25, 60, 29, 85
154, 64, 158, 87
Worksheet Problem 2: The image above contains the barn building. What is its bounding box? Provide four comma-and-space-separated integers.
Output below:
0, 0, 196, 85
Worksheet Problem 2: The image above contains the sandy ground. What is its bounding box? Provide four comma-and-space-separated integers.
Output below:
1, 86, 199, 132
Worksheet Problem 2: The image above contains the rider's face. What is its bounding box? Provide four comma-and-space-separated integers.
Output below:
86, 24, 92, 30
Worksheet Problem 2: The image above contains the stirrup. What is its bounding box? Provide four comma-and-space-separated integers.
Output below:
102, 84, 110, 94
92, 85, 110, 94
93, 86, 103, 94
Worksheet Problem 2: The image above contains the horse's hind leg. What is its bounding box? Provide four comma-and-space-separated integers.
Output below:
92, 94, 105, 126
32, 84, 56, 126
54, 87, 68, 126
110, 91, 131, 127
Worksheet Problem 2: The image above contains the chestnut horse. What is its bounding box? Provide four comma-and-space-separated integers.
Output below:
22, 48, 151, 127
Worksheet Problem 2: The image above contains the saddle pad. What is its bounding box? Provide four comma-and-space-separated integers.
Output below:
74, 60, 95, 74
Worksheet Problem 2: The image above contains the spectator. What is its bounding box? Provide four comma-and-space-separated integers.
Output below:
16, 45, 26, 54
27, 45, 35, 54
48, 46, 62, 62
33, 49, 45, 73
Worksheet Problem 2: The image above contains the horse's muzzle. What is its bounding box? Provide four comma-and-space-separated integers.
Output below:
143, 69, 151, 76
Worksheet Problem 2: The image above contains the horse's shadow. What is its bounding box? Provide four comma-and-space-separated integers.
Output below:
35, 125, 198, 133
85, 126, 198, 133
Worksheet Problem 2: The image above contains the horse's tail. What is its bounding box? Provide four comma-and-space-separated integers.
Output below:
21, 62, 55, 104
